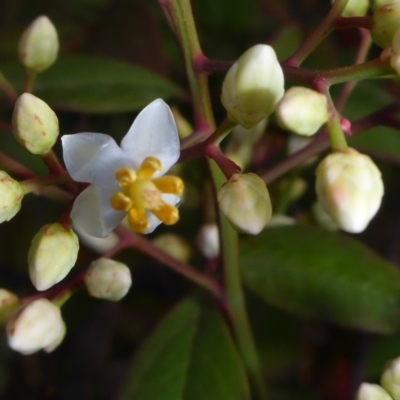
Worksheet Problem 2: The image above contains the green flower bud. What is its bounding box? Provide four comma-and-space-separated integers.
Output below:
276, 87, 329, 136
357, 383, 393, 400
197, 223, 220, 259
0, 171, 25, 223
218, 173, 272, 235
221, 44, 284, 129
315, 148, 384, 233
12, 93, 59, 155
372, 3, 400, 48
0, 289, 19, 325
7, 298, 65, 355
373, 0, 400, 12
333, 0, 369, 16
18, 16, 59, 73
152, 234, 192, 262
84, 258, 132, 301
28, 223, 79, 291
381, 357, 400, 399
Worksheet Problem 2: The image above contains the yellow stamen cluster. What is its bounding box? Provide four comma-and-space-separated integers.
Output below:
110, 157, 184, 233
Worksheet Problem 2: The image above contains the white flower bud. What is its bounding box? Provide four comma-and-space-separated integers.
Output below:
218, 173, 272, 235
372, 3, 400, 48
84, 258, 132, 301
357, 383, 393, 400
221, 44, 284, 129
28, 223, 79, 291
276, 87, 329, 136
197, 223, 220, 259
7, 299, 65, 355
0, 289, 19, 325
315, 148, 384, 233
12, 93, 59, 155
381, 357, 400, 399
0, 171, 25, 223
18, 16, 59, 73
152, 234, 192, 262
333, 0, 369, 17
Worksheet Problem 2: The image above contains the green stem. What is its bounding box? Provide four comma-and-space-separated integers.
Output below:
24, 70, 37, 93
0, 70, 18, 102
21, 173, 73, 194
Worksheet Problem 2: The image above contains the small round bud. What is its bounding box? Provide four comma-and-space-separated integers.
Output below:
84, 258, 132, 301
18, 16, 59, 73
7, 299, 65, 355
28, 223, 79, 291
218, 173, 272, 235
373, 0, 400, 12
357, 383, 393, 400
372, 3, 400, 48
0, 289, 19, 325
381, 357, 400, 399
197, 223, 220, 259
315, 148, 384, 233
12, 93, 59, 155
152, 234, 192, 262
221, 44, 284, 129
333, 0, 369, 17
0, 171, 25, 223
276, 87, 329, 136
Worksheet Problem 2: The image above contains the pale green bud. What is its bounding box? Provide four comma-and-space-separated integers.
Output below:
373, 0, 400, 12
28, 223, 79, 291
152, 234, 192, 262
276, 87, 329, 136
333, 0, 369, 16
381, 357, 400, 399
218, 173, 272, 235
7, 298, 65, 355
197, 223, 220, 259
18, 16, 59, 73
357, 383, 393, 400
315, 148, 384, 233
0, 171, 25, 223
84, 258, 132, 301
0, 289, 19, 325
221, 44, 284, 129
372, 3, 400, 48
12, 93, 59, 155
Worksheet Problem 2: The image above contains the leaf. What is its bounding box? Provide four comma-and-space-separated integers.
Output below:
241, 225, 400, 334
1, 55, 183, 113
119, 298, 250, 400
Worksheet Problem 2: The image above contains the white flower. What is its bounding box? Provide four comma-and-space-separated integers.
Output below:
62, 99, 184, 238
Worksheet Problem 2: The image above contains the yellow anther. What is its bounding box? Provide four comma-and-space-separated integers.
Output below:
115, 168, 137, 187
151, 201, 179, 225
129, 180, 163, 209
137, 157, 163, 180
128, 207, 150, 233
110, 191, 132, 211
153, 176, 184, 196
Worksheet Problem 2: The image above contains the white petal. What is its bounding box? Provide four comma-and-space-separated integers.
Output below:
62, 133, 133, 189
71, 185, 125, 238
120, 99, 180, 174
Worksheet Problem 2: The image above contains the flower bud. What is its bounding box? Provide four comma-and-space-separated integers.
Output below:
333, 0, 369, 17
12, 93, 59, 155
221, 44, 284, 129
152, 234, 192, 262
218, 173, 272, 235
7, 299, 65, 355
197, 223, 220, 259
84, 258, 132, 301
0, 171, 25, 223
373, 0, 400, 12
18, 16, 59, 73
315, 148, 384, 233
381, 357, 400, 399
372, 3, 400, 48
28, 223, 79, 291
276, 87, 329, 136
0, 289, 19, 325
357, 383, 393, 400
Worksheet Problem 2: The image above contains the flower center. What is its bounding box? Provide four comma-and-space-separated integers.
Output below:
110, 156, 184, 233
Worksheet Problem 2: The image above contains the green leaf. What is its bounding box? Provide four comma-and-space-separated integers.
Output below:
120, 298, 250, 400
2, 55, 183, 113
241, 225, 400, 334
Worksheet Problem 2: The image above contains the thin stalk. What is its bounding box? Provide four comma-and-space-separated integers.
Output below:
0, 71, 18, 102
21, 173, 73, 194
